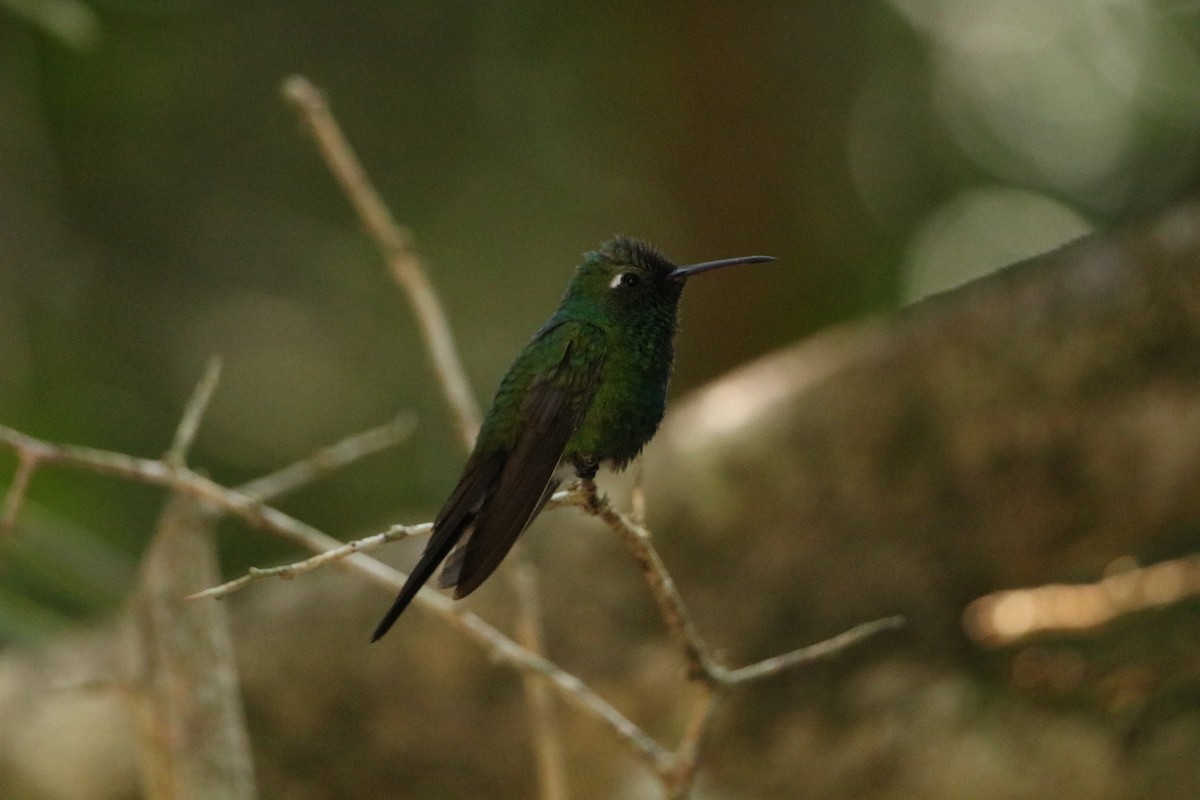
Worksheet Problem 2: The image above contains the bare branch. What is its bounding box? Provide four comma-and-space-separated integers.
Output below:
1, 424, 178, 489
721, 616, 904, 685
234, 412, 416, 502
186, 522, 432, 602
1, 446, 40, 535
458, 608, 673, 776
0, 417, 902, 797
281, 75, 481, 448
166, 356, 223, 468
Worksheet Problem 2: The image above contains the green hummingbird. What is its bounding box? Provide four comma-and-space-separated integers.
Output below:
371, 236, 774, 640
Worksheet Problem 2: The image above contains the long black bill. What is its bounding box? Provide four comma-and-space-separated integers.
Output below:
670, 254, 776, 280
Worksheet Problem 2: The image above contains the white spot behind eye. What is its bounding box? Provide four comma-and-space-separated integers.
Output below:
609, 271, 641, 290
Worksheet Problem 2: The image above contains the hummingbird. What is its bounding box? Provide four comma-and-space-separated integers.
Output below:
371, 236, 774, 640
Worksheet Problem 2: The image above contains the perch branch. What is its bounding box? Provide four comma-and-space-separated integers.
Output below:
0, 421, 899, 793
575, 480, 723, 682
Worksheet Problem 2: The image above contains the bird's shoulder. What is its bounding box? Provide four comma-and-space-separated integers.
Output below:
473, 318, 605, 448
519, 317, 607, 385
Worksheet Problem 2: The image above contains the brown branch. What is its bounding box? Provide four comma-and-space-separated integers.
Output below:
573, 483, 905, 690
566, 477, 902, 795
128, 360, 256, 799
964, 555, 1200, 645
0, 418, 900, 796
281, 75, 481, 446
0, 415, 901, 798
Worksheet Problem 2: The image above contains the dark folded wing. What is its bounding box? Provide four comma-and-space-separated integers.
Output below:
443, 324, 603, 597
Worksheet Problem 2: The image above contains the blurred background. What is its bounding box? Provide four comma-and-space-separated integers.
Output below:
1, 1, 1199, 798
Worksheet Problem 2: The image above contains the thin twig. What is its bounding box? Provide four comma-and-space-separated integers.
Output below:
186, 522, 432, 601
234, 412, 417, 502
281, 75, 481, 447
165, 356, 223, 468
1, 447, 41, 535
721, 616, 904, 685
568, 478, 902, 799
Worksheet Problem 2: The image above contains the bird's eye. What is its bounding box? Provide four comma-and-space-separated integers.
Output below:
610, 271, 642, 290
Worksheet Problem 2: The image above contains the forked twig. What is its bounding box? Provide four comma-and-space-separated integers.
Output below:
665, 685, 721, 799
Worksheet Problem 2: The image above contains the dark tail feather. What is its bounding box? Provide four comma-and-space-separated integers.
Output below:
444, 476, 561, 598
370, 521, 467, 642
372, 452, 505, 642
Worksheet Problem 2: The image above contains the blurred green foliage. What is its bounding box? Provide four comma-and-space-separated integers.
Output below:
1, 0, 1198, 637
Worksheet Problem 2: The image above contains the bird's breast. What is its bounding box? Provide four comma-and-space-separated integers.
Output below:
566, 336, 672, 470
